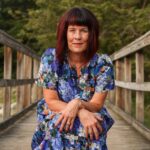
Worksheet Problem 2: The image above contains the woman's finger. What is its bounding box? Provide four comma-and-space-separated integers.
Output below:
59, 117, 67, 132
95, 114, 103, 122
69, 118, 74, 130
96, 122, 103, 133
55, 114, 64, 127
92, 126, 99, 140
65, 118, 72, 131
88, 127, 94, 140
85, 127, 88, 139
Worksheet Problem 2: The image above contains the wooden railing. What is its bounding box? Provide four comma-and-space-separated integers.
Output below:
107, 31, 150, 140
0, 30, 42, 122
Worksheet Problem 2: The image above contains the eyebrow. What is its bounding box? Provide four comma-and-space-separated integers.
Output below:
68, 27, 88, 29
68, 25, 88, 28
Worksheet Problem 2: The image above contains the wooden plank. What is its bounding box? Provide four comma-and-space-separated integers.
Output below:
108, 90, 115, 104
115, 60, 123, 108
0, 30, 40, 60
120, 60, 125, 111
3, 46, 12, 120
124, 57, 131, 114
0, 79, 34, 87
0, 102, 37, 132
115, 81, 150, 91
111, 31, 150, 60
106, 102, 150, 141
33, 60, 43, 100
23, 56, 32, 108
16, 52, 24, 112
32, 59, 39, 103
37, 87, 43, 100
136, 52, 144, 122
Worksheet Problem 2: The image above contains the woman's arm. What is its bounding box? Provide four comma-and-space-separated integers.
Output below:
44, 88, 108, 135
44, 87, 107, 113
43, 88, 81, 132
79, 92, 108, 112
43, 88, 67, 112
75, 91, 108, 140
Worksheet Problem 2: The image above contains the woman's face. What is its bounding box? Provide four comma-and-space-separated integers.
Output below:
67, 25, 89, 54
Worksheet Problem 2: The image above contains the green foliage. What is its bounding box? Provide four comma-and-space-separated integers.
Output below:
0, 0, 36, 37
1, 0, 150, 54
17, 0, 150, 55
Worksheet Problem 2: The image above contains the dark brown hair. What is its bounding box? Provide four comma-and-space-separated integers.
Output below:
56, 7, 99, 63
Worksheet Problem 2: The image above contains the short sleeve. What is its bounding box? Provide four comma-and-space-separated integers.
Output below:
95, 54, 115, 93
35, 48, 58, 89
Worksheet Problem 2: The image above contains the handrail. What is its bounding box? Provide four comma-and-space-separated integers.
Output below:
0, 30, 40, 60
0, 30, 42, 123
108, 30, 150, 141
111, 31, 150, 60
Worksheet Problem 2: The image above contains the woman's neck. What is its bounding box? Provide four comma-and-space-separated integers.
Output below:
68, 51, 86, 64
68, 51, 88, 77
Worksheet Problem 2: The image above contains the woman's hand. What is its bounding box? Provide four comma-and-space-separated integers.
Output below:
78, 109, 103, 140
55, 99, 81, 132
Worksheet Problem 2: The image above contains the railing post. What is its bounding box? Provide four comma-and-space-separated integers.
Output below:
124, 56, 131, 114
110, 90, 115, 104
23, 55, 32, 108
32, 59, 39, 102
107, 60, 115, 104
37, 60, 43, 100
136, 52, 144, 122
115, 60, 124, 108
16, 51, 24, 112
3, 46, 12, 120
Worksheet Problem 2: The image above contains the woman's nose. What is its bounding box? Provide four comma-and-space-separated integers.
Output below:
74, 31, 81, 40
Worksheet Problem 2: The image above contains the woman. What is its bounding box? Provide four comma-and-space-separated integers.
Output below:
32, 7, 115, 150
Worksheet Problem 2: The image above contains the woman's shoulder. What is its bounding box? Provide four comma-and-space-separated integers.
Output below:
41, 48, 56, 63
95, 53, 113, 66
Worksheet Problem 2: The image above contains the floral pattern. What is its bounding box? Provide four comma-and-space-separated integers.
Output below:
31, 48, 115, 150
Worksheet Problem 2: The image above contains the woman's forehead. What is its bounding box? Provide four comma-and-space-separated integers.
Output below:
68, 25, 88, 28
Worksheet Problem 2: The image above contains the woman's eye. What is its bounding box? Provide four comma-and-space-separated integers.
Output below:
82, 29, 89, 32
69, 29, 75, 32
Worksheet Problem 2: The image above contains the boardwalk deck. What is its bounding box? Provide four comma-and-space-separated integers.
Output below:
0, 107, 149, 150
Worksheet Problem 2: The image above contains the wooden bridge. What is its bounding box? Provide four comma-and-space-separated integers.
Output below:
0, 29, 150, 150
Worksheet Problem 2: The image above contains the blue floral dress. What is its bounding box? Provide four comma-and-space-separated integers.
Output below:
31, 48, 115, 150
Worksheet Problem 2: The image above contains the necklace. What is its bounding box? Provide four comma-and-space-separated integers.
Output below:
68, 57, 86, 70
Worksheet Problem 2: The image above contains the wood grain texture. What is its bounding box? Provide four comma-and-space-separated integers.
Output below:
3, 46, 12, 119
111, 31, 150, 60
0, 30, 40, 60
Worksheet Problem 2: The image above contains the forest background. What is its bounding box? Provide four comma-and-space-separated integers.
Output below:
0, 0, 150, 127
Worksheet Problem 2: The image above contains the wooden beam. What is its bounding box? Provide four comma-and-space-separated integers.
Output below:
23, 55, 32, 108
16, 52, 24, 112
0, 79, 34, 87
115, 60, 123, 108
106, 101, 150, 141
32, 59, 39, 103
115, 81, 150, 91
3, 46, 12, 120
124, 56, 131, 114
111, 31, 150, 60
0, 30, 40, 60
0, 101, 38, 132
136, 52, 144, 123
